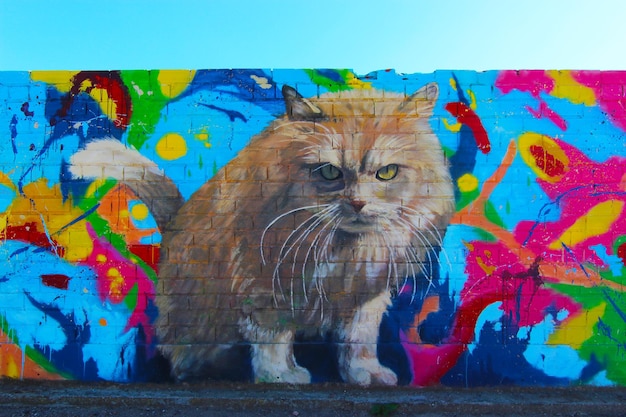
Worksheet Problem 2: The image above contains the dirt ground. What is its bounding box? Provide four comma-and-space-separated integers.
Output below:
0, 379, 625, 417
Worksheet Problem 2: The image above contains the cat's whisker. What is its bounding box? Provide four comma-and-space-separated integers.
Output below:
419, 216, 452, 269
393, 216, 439, 264
287, 208, 333, 276
269, 205, 334, 306
380, 230, 400, 293
390, 217, 435, 290
278, 208, 336, 309
394, 215, 445, 280
300, 210, 342, 307
402, 244, 433, 301
260, 204, 330, 265
400, 247, 419, 303
272, 205, 334, 270
311, 223, 338, 320
394, 205, 452, 270
305, 210, 340, 277
315, 216, 341, 306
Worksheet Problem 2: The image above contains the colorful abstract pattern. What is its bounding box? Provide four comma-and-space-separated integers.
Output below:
1, 69, 625, 385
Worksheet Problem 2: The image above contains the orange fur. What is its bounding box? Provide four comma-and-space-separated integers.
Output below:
154, 84, 456, 384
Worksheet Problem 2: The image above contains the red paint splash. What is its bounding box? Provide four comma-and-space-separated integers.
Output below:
617, 242, 626, 266
4, 222, 65, 257
54, 71, 132, 129
445, 102, 491, 153
528, 144, 566, 178
41, 274, 70, 290
127, 244, 160, 272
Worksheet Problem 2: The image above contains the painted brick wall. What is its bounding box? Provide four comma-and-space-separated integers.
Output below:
0, 69, 625, 386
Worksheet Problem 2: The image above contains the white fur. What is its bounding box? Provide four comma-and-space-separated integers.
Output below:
239, 317, 311, 384
338, 291, 397, 385
69, 139, 164, 181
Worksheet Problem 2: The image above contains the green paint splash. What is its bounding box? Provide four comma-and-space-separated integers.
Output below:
304, 69, 356, 92
484, 200, 506, 228
549, 281, 626, 385
120, 70, 170, 150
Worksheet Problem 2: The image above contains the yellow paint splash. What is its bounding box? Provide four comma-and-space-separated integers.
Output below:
30, 71, 79, 92
548, 70, 596, 106
443, 118, 462, 133
518, 132, 569, 183
87, 85, 119, 126
467, 89, 477, 110
549, 303, 605, 348
131, 202, 149, 221
156, 133, 187, 160
7, 179, 93, 261
194, 128, 212, 148
345, 72, 372, 89
457, 173, 479, 193
84, 178, 109, 199
157, 70, 196, 98
107, 267, 125, 297
476, 256, 496, 275
0, 171, 17, 191
549, 200, 624, 250
6, 355, 19, 378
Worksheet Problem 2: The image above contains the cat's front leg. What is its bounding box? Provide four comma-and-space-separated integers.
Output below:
239, 318, 311, 383
337, 291, 397, 386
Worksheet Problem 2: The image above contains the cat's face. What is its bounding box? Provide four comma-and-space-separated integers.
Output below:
275, 84, 455, 246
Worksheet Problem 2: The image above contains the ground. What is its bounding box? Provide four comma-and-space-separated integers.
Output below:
0, 379, 625, 417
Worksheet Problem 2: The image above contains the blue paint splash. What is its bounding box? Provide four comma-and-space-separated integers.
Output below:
9, 114, 18, 154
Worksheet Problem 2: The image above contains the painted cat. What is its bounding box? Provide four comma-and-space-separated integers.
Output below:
70, 82, 455, 385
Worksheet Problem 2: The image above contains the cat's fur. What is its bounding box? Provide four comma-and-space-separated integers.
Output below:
70, 82, 455, 385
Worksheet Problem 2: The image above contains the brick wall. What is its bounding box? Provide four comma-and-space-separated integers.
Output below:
0, 69, 625, 386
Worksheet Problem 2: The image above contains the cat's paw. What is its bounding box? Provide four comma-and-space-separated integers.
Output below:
255, 365, 311, 384
344, 359, 398, 386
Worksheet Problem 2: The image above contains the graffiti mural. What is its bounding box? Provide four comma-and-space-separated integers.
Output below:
1, 69, 626, 386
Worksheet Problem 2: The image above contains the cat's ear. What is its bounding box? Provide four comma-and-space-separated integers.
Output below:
282, 85, 327, 121
398, 82, 439, 115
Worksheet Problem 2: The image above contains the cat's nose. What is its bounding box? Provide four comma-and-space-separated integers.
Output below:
349, 200, 366, 213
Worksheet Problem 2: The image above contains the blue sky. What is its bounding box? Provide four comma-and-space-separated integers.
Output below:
1, 0, 625, 73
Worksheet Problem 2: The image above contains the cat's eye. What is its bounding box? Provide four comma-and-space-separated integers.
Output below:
376, 164, 399, 181
318, 164, 343, 181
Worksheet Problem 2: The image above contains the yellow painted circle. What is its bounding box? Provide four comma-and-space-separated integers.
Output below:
131, 202, 149, 221
457, 173, 479, 193
156, 133, 187, 161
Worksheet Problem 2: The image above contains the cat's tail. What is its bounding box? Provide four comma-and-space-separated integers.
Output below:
69, 138, 184, 232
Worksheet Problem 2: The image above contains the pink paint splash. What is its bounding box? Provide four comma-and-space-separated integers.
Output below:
572, 71, 626, 131
403, 240, 580, 386
496, 70, 555, 97
496, 70, 567, 130
81, 224, 156, 341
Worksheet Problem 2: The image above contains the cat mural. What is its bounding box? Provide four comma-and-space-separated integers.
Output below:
70, 83, 455, 385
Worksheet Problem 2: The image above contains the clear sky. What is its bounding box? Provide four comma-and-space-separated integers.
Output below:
1, 0, 625, 74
